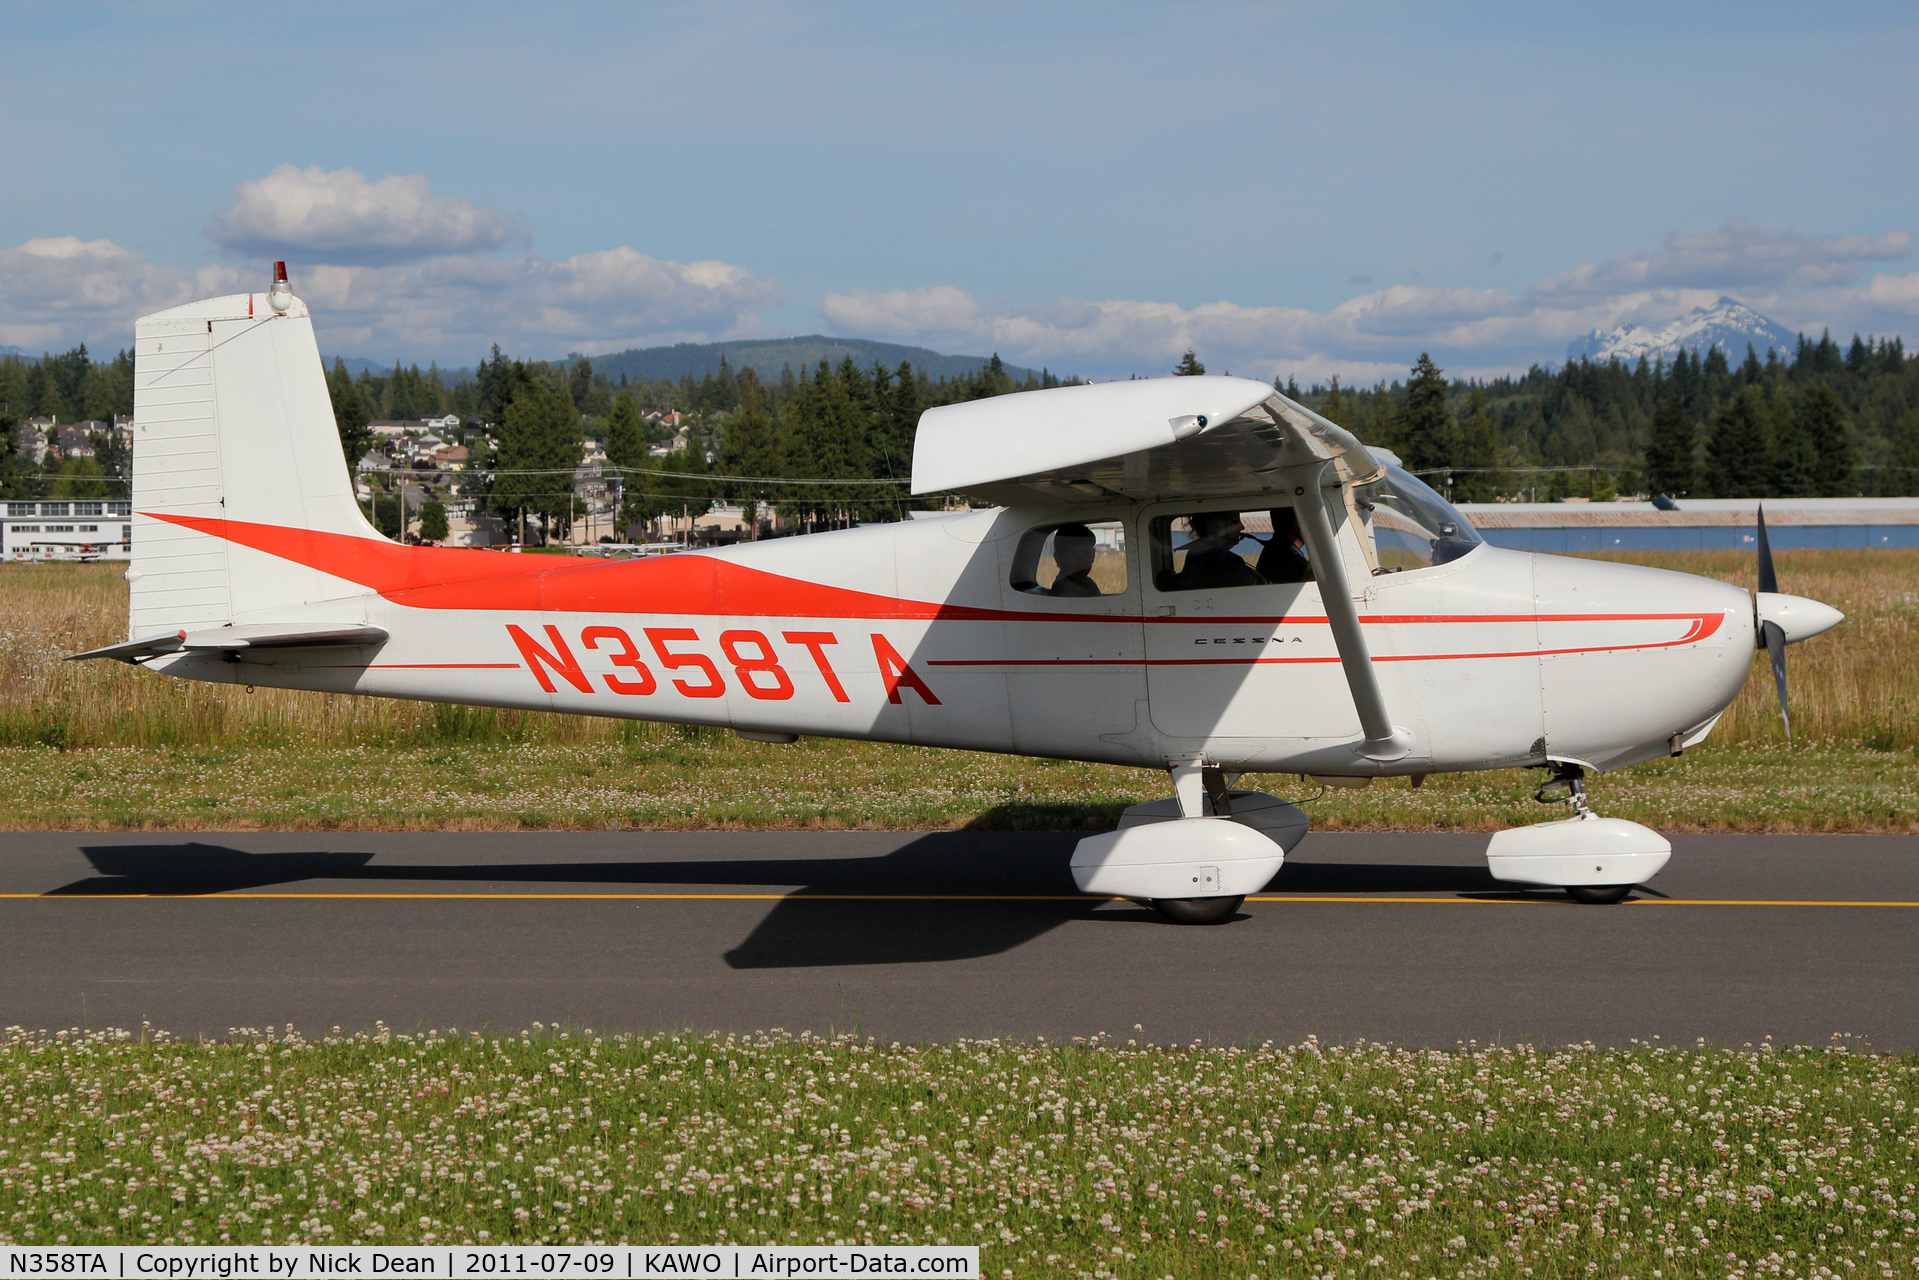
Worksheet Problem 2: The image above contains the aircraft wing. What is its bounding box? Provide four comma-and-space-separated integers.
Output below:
69, 623, 389, 664
910, 375, 1383, 502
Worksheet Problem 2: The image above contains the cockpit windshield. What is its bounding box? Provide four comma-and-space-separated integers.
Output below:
1352, 464, 1483, 572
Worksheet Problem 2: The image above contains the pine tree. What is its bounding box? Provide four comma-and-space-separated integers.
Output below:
1398, 353, 1459, 475
887, 360, 921, 475
492, 382, 583, 542
604, 390, 647, 533
605, 391, 645, 472
1172, 349, 1206, 377
1796, 382, 1856, 497
719, 382, 780, 535
1766, 387, 1815, 497
1364, 382, 1400, 455
50, 456, 108, 498
1705, 388, 1772, 498
1452, 386, 1505, 502
1320, 376, 1349, 426
418, 498, 448, 543
327, 358, 373, 468
1644, 395, 1696, 499
1885, 408, 1919, 497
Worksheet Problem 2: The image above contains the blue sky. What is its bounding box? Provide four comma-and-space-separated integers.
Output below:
2, 0, 1914, 379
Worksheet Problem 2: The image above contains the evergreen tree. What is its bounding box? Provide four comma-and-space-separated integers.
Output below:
1453, 386, 1505, 502
1705, 388, 1772, 498
1766, 387, 1815, 497
1796, 382, 1856, 497
1320, 376, 1349, 426
0, 405, 27, 500
1363, 382, 1400, 455
370, 489, 405, 540
605, 390, 645, 474
327, 358, 373, 468
50, 456, 108, 498
492, 382, 583, 542
1645, 394, 1696, 498
1398, 353, 1459, 475
781, 361, 869, 529
1172, 349, 1206, 377
886, 360, 921, 477
1885, 408, 1919, 497
418, 497, 448, 543
567, 358, 595, 412
718, 382, 780, 535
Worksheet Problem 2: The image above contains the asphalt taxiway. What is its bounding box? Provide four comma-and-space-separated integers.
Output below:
0, 830, 1913, 1048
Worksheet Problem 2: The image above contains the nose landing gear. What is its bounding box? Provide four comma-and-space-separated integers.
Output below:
1485, 761, 1673, 903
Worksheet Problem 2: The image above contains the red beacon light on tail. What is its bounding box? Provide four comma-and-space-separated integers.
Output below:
267, 261, 292, 314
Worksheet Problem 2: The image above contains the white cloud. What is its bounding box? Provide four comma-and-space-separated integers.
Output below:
294, 248, 782, 357
206, 164, 527, 266
14, 213, 1917, 376
818, 221, 1918, 380
0, 235, 780, 362
0, 237, 198, 353
1532, 218, 1912, 300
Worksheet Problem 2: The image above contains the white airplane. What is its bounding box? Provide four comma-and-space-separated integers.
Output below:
74, 271, 1845, 923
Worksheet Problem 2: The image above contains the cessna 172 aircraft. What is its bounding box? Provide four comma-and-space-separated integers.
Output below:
74, 270, 1845, 923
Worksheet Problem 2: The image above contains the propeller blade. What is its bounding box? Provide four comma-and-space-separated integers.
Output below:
1762, 617, 1790, 746
1756, 504, 1778, 595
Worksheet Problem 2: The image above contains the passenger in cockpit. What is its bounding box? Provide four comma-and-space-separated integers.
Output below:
1256, 507, 1312, 583
1045, 524, 1103, 597
1177, 512, 1265, 589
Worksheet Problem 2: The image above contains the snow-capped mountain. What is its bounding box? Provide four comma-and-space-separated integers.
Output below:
0, 344, 30, 359
1567, 297, 1799, 366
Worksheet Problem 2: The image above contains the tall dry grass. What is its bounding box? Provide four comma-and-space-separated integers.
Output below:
0, 563, 627, 749
3, 551, 1912, 749
1576, 549, 1919, 748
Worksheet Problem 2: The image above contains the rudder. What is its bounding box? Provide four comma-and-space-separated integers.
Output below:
129, 285, 384, 636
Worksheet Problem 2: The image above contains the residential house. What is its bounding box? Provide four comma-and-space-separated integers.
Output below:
54, 424, 97, 459
15, 424, 49, 466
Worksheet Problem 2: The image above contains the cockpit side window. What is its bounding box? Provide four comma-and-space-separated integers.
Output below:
1147, 506, 1314, 593
1009, 520, 1128, 597
1351, 464, 1484, 572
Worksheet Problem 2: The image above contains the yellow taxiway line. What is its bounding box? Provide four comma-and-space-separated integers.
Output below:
0, 891, 1916, 905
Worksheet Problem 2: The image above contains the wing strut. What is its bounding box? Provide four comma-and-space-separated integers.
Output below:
1291, 472, 1414, 762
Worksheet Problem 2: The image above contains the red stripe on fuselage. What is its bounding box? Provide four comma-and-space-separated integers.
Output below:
148, 516, 1726, 643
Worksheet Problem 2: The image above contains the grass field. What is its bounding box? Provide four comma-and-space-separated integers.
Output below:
1, 1026, 1915, 1279
0, 553, 1913, 831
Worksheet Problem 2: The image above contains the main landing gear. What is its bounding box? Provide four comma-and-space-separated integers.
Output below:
1151, 894, 1243, 926
1485, 762, 1673, 904
1068, 762, 1308, 925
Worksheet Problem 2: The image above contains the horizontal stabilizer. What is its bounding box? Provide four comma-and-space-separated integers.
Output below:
910, 375, 1383, 502
68, 623, 388, 664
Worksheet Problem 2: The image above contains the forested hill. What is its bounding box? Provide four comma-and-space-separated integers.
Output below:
572, 336, 1047, 386
322, 337, 1050, 387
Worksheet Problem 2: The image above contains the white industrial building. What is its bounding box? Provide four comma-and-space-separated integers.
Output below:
1, 499, 132, 561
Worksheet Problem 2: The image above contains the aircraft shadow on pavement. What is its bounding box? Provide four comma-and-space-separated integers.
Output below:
60, 837, 1505, 969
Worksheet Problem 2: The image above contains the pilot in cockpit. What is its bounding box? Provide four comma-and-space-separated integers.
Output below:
1045, 523, 1103, 597
1177, 512, 1265, 589
1256, 507, 1313, 583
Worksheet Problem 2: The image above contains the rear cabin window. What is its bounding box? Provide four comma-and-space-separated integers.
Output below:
1010, 520, 1128, 598
1147, 507, 1314, 593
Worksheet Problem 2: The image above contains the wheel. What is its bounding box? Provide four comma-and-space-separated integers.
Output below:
1150, 895, 1245, 925
1565, 884, 1635, 905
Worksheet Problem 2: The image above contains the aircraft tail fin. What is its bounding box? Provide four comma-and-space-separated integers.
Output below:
129, 280, 385, 636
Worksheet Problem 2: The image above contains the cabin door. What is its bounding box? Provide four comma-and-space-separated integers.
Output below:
1141, 502, 1362, 742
